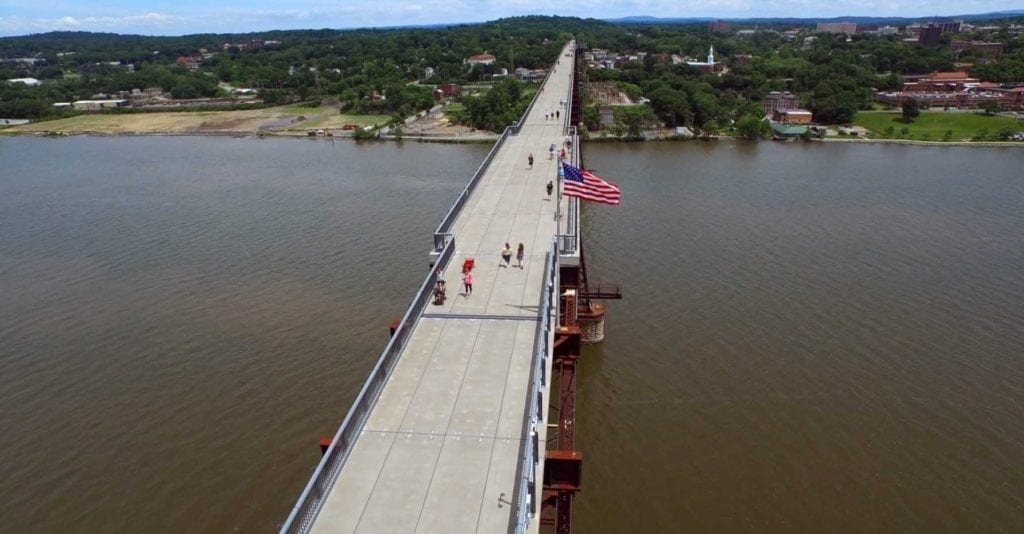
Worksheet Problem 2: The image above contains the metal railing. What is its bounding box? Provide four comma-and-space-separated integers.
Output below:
279, 238, 457, 534
509, 238, 559, 534
558, 48, 580, 257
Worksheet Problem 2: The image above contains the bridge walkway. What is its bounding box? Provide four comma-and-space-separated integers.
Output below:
307, 42, 575, 534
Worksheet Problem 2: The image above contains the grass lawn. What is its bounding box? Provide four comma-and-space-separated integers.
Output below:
282, 105, 325, 115
854, 111, 1023, 141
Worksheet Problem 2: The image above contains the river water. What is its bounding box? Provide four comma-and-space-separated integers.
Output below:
1, 137, 1023, 532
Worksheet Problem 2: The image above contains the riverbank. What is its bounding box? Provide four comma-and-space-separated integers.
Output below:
0, 105, 390, 137
0, 128, 502, 143
811, 136, 1019, 146
0, 106, 505, 143
3, 117, 1020, 147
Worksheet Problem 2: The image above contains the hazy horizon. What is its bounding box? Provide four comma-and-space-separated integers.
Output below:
0, 1, 1021, 38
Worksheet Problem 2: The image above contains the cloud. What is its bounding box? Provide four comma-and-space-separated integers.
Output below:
0, 12, 184, 35
0, 0, 1019, 36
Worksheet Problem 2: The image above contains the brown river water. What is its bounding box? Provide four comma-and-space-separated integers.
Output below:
1, 137, 1023, 532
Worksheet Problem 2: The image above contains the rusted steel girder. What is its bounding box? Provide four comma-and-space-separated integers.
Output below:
541, 325, 583, 534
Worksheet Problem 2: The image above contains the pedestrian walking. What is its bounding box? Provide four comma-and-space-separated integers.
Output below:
546, 181, 554, 198
556, 110, 560, 119
549, 143, 555, 159
516, 243, 525, 269
544, 111, 549, 120
463, 270, 473, 296
528, 153, 534, 168
501, 243, 513, 267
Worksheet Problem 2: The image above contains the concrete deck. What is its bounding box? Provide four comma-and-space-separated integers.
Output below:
309, 43, 574, 534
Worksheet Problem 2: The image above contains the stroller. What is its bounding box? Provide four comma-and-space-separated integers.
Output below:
432, 279, 446, 305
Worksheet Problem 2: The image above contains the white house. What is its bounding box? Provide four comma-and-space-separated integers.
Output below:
7, 77, 41, 86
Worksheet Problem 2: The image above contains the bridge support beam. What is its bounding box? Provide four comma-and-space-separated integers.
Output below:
542, 324, 583, 534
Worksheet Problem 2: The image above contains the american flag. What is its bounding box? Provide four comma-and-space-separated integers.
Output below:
561, 163, 621, 206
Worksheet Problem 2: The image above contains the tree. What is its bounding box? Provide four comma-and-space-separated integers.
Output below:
979, 100, 1001, 115
901, 97, 920, 122
735, 114, 768, 140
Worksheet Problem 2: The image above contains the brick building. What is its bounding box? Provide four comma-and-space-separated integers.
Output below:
918, 25, 943, 47
773, 109, 813, 124
762, 91, 800, 115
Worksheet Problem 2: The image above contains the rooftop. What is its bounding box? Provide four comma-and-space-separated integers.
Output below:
931, 71, 972, 80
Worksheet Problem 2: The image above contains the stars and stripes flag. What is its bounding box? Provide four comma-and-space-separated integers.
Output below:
561, 163, 621, 206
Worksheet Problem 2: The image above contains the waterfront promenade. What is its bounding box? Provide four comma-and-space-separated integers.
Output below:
291, 42, 576, 534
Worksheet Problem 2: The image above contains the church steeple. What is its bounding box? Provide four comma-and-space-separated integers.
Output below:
708, 45, 715, 65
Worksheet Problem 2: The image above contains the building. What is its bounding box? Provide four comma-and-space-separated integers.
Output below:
434, 81, 462, 101
875, 89, 1022, 109
770, 122, 809, 138
933, 21, 962, 33
129, 87, 165, 106
684, 46, 718, 73
438, 83, 461, 98
762, 91, 800, 115
773, 109, 813, 124
72, 99, 128, 111
1, 57, 43, 65
876, 25, 900, 36
424, 67, 435, 79
6, 77, 41, 86
514, 67, 546, 80
465, 54, 496, 66
222, 39, 270, 53
918, 25, 943, 47
709, 21, 731, 33
904, 71, 979, 92
951, 41, 1004, 56
176, 55, 203, 71
816, 22, 857, 35
875, 72, 1024, 110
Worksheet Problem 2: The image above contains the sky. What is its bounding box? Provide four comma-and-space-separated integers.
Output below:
0, 0, 1020, 37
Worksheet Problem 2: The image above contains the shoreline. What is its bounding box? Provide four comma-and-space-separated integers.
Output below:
0, 128, 502, 143
817, 136, 1023, 148
3, 127, 1021, 147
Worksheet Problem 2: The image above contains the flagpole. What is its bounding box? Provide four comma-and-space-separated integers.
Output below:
556, 158, 563, 223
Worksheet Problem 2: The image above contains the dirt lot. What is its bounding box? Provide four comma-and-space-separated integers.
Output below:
2, 105, 389, 136
401, 108, 489, 139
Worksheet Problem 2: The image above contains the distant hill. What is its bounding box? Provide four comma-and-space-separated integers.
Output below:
604, 10, 1024, 25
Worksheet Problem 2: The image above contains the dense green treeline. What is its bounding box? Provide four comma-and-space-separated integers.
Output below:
3, 16, 1023, 132
0, 17, 580, 120
575, 22, 1023, 134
